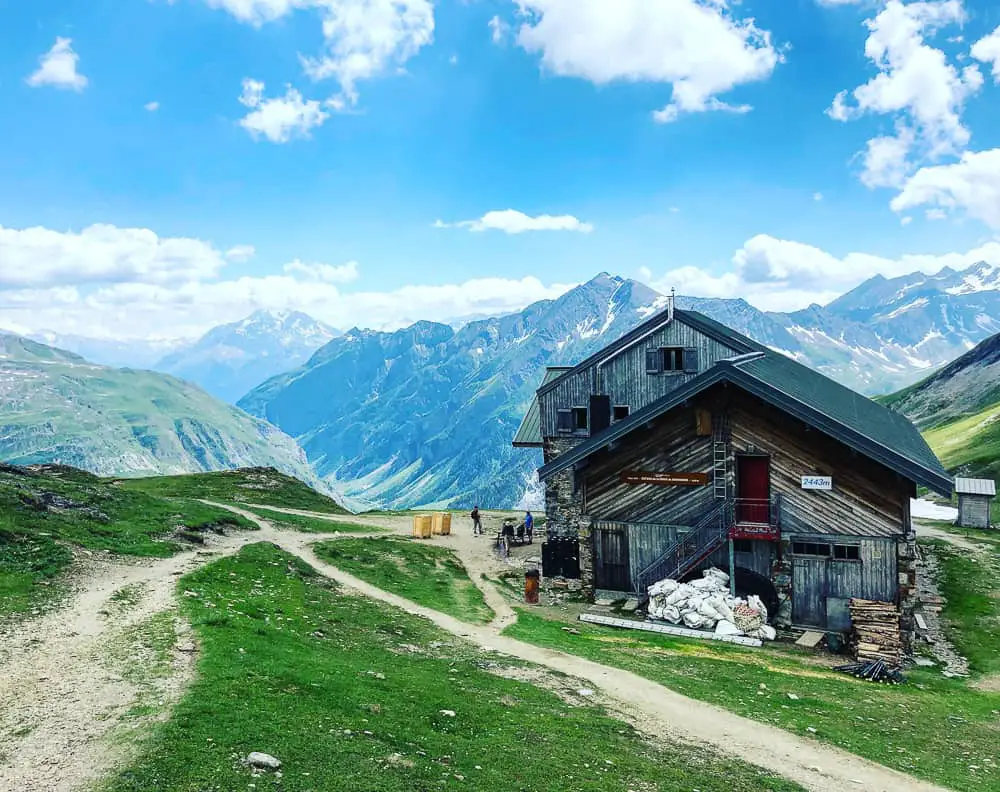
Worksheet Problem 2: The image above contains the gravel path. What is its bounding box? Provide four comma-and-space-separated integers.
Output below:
0, 505, 950, 792
228, 505, 949, 792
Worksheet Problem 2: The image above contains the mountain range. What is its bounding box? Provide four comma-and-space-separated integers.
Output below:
882, 331, 1000, 482
5, 261, 1000, 509
154, 310, 340, 403
0, 332, 321, 487
239, 265, 1000, 509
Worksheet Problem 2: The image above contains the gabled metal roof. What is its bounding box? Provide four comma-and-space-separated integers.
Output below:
538, 333, 952, 497
512, 367, 573, 448
955, 477, 996, 496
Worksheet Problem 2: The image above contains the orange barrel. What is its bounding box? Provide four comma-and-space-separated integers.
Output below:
525, 569, 540, 604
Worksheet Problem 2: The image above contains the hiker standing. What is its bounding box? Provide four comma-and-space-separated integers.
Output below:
524, 510, 534, 543
471, 505, 482, 535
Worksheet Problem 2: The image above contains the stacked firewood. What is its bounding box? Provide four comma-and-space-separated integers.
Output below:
849, 598, 903, 665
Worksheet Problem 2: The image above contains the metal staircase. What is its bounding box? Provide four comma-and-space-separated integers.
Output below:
632, 501, 732, 596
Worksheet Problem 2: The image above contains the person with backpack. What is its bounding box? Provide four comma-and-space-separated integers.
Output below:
471, 505, 482, 535
524, 510, 534, 543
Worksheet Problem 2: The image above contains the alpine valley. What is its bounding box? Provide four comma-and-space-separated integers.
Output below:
5, 264, 1000, 510
238, 264, 1000, 510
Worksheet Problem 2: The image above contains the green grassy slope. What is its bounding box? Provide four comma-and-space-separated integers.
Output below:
0, 464, 254, 620
314, 537, 494, 623
103, 543, 803, 792
0, 332, 316, 483
881, 332, 1000, 481
117, 468, 348, 514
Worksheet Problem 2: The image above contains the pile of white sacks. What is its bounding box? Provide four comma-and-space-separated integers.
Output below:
647, 567, 777, 641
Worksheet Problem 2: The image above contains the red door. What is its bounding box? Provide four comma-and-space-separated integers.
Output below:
736, 455, 770, 524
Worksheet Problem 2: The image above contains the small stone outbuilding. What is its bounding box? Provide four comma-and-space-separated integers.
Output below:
955, 477, 995, 529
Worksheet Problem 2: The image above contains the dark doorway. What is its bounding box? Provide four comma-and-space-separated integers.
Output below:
736, 455, 771, 524
595, 527, 630, 591
589, 395, 612, 434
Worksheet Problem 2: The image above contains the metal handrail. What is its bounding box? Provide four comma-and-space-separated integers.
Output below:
632, 501, 730, 594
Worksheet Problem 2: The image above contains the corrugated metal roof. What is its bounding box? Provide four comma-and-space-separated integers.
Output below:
512, 368, 571, 447
955, 477, 996, 496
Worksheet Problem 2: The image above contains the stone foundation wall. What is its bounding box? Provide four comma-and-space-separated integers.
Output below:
897, 531, 919, 655
542, 437, 594, 598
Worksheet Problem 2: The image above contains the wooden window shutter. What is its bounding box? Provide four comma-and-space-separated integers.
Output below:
683, 347, 699, 372
557, 409, 573, 432
645, 348, 662, 374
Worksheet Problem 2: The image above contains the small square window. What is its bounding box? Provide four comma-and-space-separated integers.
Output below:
662, 347, 685, 371
834, 544, 860, 561
613, 405, 630, 421
572, 407, 588, 432
557, 409, 572, 433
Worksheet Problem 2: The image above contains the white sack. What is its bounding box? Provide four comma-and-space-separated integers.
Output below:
682, 611, 710, 629
715, 619, 742, 636
704, 567, 730, 586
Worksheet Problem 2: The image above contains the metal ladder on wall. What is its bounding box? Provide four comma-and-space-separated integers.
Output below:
712, 412, 729, 500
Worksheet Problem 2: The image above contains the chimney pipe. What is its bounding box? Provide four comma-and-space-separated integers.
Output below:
668, 287, 676, 321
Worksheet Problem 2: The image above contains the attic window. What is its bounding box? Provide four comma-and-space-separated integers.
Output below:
662, 347, 685, 371
613, 405, 630, 422
648, 347, 699, 374
572, 407, 589, 432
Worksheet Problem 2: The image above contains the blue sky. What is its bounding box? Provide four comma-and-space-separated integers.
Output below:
1, 0, 1000, 339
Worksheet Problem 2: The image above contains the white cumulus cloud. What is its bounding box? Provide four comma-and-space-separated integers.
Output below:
644, 234, 1000, 311
238, 78, 330, 143
27, 37, 88, 91
283, 259, 360, 283
0, 223, 233, 289
225, 244, 257, 263
435, 209, 593, 234
511, 0, 781, 123
971, 25, 1000, 81
145, 101, 161, 112
890, 147, 1000, 228
828, 0, 982, 186
202, 0, 435, 108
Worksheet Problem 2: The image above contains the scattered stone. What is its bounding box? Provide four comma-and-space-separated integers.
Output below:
176, 642, 197, 654
577, 688, 595, 697
439, 710, 456, 717
246, 752, 281, 770
561, 627, 581, 635
595, 598, 615, 606
914, 657, 936, 667
621, 599, 639, 613
551, 580, 569, 590
566, 579, 582, 592
787, 693, 799, 700
807, 727, 817, 734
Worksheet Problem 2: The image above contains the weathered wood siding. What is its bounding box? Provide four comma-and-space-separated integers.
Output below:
789, 535, 898, 629
958, 494, 991, 529
730, 396, 911, 538
593, 521, 690, 592
537, 317, 740, 437
582, 405, 716, 525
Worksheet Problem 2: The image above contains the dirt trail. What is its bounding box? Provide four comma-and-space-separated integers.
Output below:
223, 504, 948, 792
2, 503, 949, 792
913, 520, 984, 553
249, 504, 518, 629
0, 520, 356, 792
